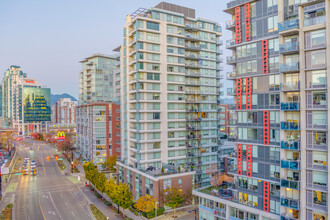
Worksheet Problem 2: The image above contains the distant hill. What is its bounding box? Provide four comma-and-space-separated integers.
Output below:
51, 93, 77, 106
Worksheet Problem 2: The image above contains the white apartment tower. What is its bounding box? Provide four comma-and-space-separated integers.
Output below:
120, 2, 223, 187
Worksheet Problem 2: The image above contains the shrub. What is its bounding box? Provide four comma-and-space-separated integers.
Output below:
89, 186, 94, 191
142, 207, 165, 219
94, 191, 102, 198
129, 206, 139, 216
104, 201, 112, 206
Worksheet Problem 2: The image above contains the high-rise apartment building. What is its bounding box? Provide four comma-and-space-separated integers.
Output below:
76, 53, 121, 164
79, 54, 119, 105
193, 1, 328, 220
118, 1, 223, 193
53, 98, 78, 126
1, 66, 51, 135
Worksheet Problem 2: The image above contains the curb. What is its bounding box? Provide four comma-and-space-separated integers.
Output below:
77, 187, 96, 220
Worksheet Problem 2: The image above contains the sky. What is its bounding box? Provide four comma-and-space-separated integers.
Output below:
0, 0, 232, 99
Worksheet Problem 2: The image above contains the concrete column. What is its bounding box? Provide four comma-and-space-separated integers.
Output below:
298, 4, 306, 220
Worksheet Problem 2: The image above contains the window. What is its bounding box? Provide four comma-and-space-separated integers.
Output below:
268, 0, 278, 8
153, 113, 160, 120
313, 171, 327, 186
268, 16, 278, 32
306, 70, 326, 89
306, 49, 326, 69
305, 29, 326, 49
146, 33, 160, 42
147, 73, 160, 80
146, 21, 159, 31
313, 151, 327, 166
178, 179, 182, 184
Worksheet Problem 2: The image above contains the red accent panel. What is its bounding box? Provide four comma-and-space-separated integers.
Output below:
246, 144, 252, 177
263, 181, 270, 212
244, 3, 251, 41
237, 144, 243, 175
246, 77, 252, 110
263, 111, 270, 145
262, 40, 269, 74
236, 78, 242, 110
235, 7, 241, 44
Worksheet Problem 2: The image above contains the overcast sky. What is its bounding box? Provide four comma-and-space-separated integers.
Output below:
0, 0, 232, 98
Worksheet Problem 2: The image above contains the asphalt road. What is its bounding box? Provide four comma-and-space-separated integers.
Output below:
14, 139, 93, 220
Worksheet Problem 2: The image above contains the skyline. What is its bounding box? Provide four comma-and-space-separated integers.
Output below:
0, 0, 232, 98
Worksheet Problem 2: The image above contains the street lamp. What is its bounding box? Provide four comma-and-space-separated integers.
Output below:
155, 201, 159, 220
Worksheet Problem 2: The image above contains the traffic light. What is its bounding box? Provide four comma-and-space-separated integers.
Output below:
55, 155, 58, 161
46, 156, 49, 162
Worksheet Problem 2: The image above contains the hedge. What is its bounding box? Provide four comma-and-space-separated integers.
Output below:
94, 191, 102, 198
142, 207, 165, 219
104, 201, 112, 206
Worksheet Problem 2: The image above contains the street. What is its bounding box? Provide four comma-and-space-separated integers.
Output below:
14, 139, 93, 220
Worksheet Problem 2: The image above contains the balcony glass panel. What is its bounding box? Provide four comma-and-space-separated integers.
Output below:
304, 15, 326, 27
281, 141, 300, 150
281, 102, 300, 110
280, 62, 300, 72
281, 121, 300, 130
306, 49, 326, 69
279, 19, 299, 31
280, 42, 299, 53
305, 29, 326, 50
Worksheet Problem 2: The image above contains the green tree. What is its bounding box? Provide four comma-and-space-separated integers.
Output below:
95, 172, 107, 195
163, 187, 186, 217
111, 183, 133, 214
83, 162, 97, 184
103, 155, 117, 171
134, 195, 157, 213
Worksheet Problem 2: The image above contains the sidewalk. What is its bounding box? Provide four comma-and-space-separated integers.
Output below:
79, 186, 123, 220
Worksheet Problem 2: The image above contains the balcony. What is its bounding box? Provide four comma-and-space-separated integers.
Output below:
217, 39, 223, 46
185, 62, 201, 69
185, 43, 201, 51
225, 19, 235, 29
281, 160, 300, 170
226, 56, 236, 64
281, 121, 300, 130
281, 102, 300, 111
281, 197, 300, 210
281, 179, 300, 190
185, 71, 200, 77
281, 216, 299, 220
304, 15, 326, 27
279, 19, 299, 32
184, 33, 200, 41
280, 62, 300, 73
281, 82, 300, 91
185, 53, 201, 60
226, 39, 235, 48
281, 141, 300, 150
184, 24, 200, 30
280, 42, 299, 54
227, 72, 237, 79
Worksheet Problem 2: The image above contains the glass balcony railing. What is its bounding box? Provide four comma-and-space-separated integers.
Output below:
304, 15, 326, 27
280, 62, 300, 72
281, 121, 300, 130
281, 82, 300, 91
281, 160, 300, 170
279, 19, 299, 32
281, 141, 300, 150
281, 179, 300, 190
226, 39, 235, 47
225, 19, 235, 28
226, 56, 236, 63
280, 42, 299, 54
281, 102, 300, 110
281, 197, 300, 210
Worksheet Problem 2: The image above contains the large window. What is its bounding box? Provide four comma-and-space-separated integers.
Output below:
306, 70, 326, 89
146, 21, 159, 31
305, 29, 326, 49
306, 49, 326, 69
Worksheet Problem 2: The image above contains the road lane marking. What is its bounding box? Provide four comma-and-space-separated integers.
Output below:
48, 192, 63, 220
38, 194, 46, 220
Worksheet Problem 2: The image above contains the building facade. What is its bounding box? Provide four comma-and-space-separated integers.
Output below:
79, 54, 120, 105
119, 2, 223, 190
1, 66, 51, 135
53, 98, 78, 126
219, 104, 230, 138
194, 0, 329, 220
76, 102, 121, 164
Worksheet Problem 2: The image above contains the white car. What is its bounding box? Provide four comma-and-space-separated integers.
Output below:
31, 160, 36, 165
25, 156, 29, 161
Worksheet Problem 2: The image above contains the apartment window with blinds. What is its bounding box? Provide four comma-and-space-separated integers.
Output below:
268, 16, 278, 32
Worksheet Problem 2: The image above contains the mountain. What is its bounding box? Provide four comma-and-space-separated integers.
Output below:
51, 93, 78, 106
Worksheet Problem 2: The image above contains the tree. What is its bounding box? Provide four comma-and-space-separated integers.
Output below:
105, 178, 117, 200
95, 172, 107, 195
161, 166, 164, 174
111, 183, 133, 214
134, 195, 157, 213
104, 155, 117, 171
84, 162, 97, 185
163, 187, 186, 217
